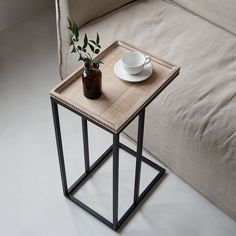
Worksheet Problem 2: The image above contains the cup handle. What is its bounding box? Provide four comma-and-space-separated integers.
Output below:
144, 56, 151, 65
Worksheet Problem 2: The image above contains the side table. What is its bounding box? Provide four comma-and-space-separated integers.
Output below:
50, 41, 180, 231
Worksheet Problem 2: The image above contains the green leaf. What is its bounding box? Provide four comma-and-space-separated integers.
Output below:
67, 18, 80, 41
74, 24, 79, 41
89, 40, 96, 45
69, 35, 74, 46
96, 33, 100, 44
84, 57, 92, 67
70, 21, 78, 40
88, 43, 95, 52
67, 18, 72, 32
71, 21, 75, 34
67, 18, 72, 28
83, 33, 88, 49
94, 49, 100, 54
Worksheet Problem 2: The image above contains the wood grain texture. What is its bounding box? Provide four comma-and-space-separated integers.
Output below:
50, 41, 180, 133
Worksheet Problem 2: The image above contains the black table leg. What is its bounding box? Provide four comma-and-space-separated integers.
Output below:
51, 98, 68, 197
113, 133, 119, 230
82, 117, 90, 173
134, 109, 145, 203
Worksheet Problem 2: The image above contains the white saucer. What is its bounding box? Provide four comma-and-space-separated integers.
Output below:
114, 59, 153, 82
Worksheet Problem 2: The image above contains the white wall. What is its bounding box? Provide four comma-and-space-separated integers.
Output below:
0, 0, 54, 31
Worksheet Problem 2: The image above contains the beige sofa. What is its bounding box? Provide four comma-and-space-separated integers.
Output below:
55, 0, 236, 220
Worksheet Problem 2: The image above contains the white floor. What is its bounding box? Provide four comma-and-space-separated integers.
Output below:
0, 9, 235, 236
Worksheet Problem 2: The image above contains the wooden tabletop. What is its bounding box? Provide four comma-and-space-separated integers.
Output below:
50, 41, 180, 133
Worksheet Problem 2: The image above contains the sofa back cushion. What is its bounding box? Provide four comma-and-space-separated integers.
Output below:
170, 0, 236, 35
64, 0, 136, 27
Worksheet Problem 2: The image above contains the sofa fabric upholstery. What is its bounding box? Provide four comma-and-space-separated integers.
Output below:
169, 0, 236, 35
55, 0, 136, 77
55, 0, 236, 220
67, 0, 136, 26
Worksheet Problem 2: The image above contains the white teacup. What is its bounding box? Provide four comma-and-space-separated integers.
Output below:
121, 51, 151, 75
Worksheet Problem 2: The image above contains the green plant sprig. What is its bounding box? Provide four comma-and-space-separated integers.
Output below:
67, 18, 103, 71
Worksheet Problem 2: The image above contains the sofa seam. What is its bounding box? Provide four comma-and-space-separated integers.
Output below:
55, 0, 64, 80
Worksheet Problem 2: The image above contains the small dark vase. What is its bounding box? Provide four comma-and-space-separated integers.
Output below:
82, 64, 102, 99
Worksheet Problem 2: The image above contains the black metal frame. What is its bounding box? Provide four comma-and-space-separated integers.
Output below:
51, 97, 165, 231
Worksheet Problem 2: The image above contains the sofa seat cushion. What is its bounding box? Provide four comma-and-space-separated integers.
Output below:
60, 0, 236, 220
